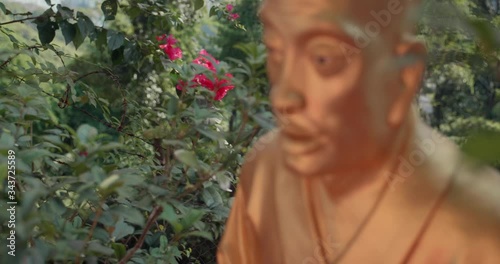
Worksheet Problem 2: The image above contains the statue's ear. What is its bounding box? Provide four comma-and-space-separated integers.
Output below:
388, 40, 426, 128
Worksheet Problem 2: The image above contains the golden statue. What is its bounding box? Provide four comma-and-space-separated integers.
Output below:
217, 0, 500, 263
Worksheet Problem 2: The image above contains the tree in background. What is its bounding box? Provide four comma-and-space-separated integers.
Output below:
418, 0, 500, 167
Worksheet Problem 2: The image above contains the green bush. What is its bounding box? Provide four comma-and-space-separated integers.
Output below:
0, 1, 271, 263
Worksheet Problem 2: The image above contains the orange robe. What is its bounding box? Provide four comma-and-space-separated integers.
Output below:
217, 123, 500, 263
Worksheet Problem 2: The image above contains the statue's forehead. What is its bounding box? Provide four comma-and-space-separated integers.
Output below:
260, 0, 411, 46
260, 0, 405, 26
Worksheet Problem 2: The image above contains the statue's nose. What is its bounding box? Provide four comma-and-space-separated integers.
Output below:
271, 88, 305, 116
270, 56, 306, 115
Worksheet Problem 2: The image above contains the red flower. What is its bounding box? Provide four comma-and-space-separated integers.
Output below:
214, 73, 235, 100
193, 49, 219, 71
226, 4, 234, 12
157, 34, 183, 61
176, 50, 235, 101
229, 13, 240, 20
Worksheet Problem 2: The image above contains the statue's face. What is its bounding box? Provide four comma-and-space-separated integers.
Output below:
261, 0, 418, 176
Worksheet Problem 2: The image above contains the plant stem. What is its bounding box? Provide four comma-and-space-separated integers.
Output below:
75, 200, 104, 264
118, 206, 163, 264
0, 16, 39, 26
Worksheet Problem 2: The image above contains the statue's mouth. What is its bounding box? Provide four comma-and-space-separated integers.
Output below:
279, 129, 322, 155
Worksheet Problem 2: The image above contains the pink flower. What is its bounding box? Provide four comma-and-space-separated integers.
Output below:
229, 13, 240, 20
193, 49, 219, 71
157, 34, 183, 61
214, 73, 235, 100
176, 50, 235, 101
226, 4, 234, 12
156, 34, 167, 42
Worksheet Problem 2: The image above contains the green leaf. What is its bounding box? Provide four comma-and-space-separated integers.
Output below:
112, 218, 135, 240
468, 19, 498, 54
5, 32, 20, 46
159, 235, 169, 251
77, 12, 95, 40
250, 113, 276, 130
167, 95, 179, 115
57, 4, 74, 19
462, 131, 500, 164
95, 142, 123, 153
72, 216, 82, 228
101, 0, 118, 21
178, 230, 213, 241
196, 126, 224, 140
180, 209, 205, 231
107, 30, 124, 51
99, 174, 121, 190
162, 139, 187, 148
124, 41, 140, 62
0, 133, 15, 150
109, 205, 145, 226
202, 186, 223, 208
209, 6, 216, 17
111, 46, 124, 65
45, 0, 52, 6
159, 204, 183, 234
174, 149, 200, 169
88, 241, 114, 256
0, 2, 12, 15
76, 124, 98, 144
37, 22, 59, 45
72, 26, 84, 50
59, 21, 76, 45
96, 28, 108, 49
111, 243, 126, 259
192, 0, 204, 11
18, 149, 54, 164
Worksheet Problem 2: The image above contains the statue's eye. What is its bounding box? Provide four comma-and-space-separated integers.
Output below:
315, 55, 331, 65
311, 53, 346, 77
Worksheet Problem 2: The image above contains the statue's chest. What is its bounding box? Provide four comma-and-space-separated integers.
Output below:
254, 171, 462, 263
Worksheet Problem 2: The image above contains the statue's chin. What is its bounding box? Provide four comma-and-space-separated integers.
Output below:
281, 149, 333, 178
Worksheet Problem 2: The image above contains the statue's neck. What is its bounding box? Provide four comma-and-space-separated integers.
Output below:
320, 110, 417, 200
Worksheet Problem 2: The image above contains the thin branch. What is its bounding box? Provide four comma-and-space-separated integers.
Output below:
234, 110, 248, 144
0, 53, 19, 69
75, 200, 104, 264
120, 149, 147, 159
0, 16, 39, 26
75, 70, 103, 82
0, 45, 40, 70
118, 206, 164, 264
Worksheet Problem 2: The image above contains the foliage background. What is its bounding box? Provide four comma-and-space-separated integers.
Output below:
0, 0, 499, 263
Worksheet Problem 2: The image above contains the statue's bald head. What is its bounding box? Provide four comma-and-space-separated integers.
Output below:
260, 0, 422, 49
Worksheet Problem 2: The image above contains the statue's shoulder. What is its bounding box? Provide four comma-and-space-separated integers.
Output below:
418, 123, 500, 245
416, 124, 500, 223
432, 162, 500, 259
448, 161, 500, 219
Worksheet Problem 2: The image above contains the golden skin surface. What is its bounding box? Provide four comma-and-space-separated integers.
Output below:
217, 0, 500, 263
261, 0, 420, 178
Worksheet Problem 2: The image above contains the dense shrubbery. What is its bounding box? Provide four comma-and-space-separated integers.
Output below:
0, 1, 269, 263
0, 0, 499, 263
